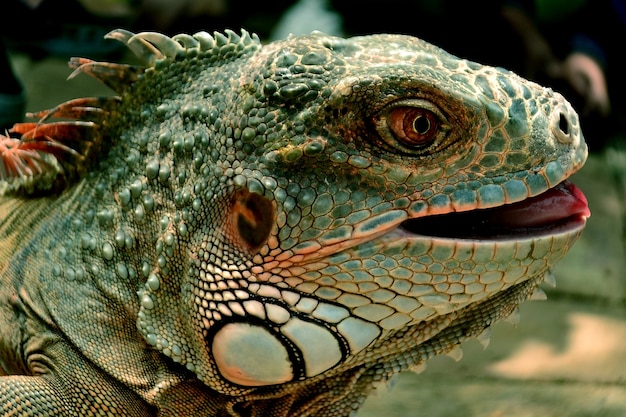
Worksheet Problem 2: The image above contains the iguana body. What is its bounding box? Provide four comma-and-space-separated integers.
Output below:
0, 29, 589, 416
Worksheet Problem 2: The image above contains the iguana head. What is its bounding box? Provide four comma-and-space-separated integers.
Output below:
2, 29, 589, 413
156, 31, 587, 391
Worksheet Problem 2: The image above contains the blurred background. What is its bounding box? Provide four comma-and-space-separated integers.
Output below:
1, 0, 625, 415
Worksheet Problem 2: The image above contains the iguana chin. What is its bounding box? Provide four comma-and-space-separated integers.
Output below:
0, 28, 589, 416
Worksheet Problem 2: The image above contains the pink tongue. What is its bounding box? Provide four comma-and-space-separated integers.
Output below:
491, 181, 590, 228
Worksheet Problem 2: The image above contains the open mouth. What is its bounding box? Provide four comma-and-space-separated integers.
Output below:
400, 181, 590, 240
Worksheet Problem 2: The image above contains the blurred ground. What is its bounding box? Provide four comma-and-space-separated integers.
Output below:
6, 7, 626, 416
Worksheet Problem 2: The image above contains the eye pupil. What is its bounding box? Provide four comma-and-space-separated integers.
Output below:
386, 107, 439, 148
412, 115, 431, 135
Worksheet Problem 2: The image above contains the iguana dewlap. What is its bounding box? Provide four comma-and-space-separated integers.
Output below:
0, 29, 589, 416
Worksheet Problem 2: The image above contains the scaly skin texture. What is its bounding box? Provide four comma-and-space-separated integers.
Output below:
0, 29, 588, 416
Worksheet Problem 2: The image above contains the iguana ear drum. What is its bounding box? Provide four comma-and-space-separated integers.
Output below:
230, 189, 274, 252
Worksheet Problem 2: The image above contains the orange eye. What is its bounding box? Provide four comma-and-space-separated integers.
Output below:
388, 107, 439, 148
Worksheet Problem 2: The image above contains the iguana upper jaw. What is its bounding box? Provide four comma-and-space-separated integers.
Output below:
399, 181, 590, 240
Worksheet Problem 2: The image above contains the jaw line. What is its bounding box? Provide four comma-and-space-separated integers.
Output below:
287, 212, 587, 266
283, 180, 589, 265
395, 213, 588, 242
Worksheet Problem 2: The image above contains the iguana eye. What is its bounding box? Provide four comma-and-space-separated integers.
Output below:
374, 99, 448, 154
388, 107, 439, 148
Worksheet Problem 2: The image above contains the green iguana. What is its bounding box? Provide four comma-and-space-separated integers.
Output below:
0, 29, 590, 416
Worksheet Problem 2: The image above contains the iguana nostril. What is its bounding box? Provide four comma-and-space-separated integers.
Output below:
552, 106, 577, 144
559, 112, 570, 136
